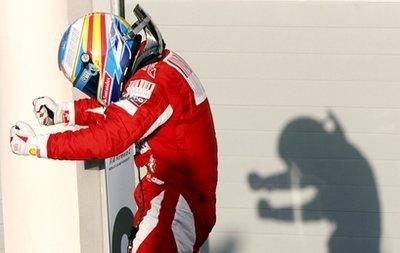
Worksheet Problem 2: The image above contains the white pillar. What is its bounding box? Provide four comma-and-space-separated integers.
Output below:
0, 0, 81, 252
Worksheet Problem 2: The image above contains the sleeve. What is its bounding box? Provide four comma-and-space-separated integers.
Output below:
73, 98, 105, 126
46, 80, 173, 160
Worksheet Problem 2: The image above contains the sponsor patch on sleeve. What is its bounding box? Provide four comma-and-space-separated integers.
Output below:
129, 96, 147, 107
126, 80, 156, 99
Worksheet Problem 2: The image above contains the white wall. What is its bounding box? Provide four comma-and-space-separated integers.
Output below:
0, 1, 81, 252
133, 1, 400, 252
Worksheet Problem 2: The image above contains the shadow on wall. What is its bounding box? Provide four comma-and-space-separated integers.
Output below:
248, 111, 381, 253
200, 236, 238, 253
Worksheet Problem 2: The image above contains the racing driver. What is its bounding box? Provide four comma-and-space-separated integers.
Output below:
9, 5, 218, 253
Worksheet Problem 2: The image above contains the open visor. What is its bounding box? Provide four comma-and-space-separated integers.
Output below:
124, 4, 165, 77
74, 63, 99, 99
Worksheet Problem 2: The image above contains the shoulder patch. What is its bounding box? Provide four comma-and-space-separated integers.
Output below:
164, 52, 207, 105
141, 63, 157, 79
125, 80, 156, 99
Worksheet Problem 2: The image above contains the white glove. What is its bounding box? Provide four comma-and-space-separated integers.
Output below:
10, 121, 49, 158
33, 96, 74, 126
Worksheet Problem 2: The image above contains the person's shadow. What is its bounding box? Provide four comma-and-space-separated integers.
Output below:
248, 111, 381, 253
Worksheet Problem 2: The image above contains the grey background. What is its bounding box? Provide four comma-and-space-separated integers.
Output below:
131, 1, 400, 252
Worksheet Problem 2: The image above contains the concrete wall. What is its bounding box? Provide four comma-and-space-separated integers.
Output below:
0, 0, 82, 252
0, 1, 128, 252
0, 1, 112, 253
132, 1, 400, 252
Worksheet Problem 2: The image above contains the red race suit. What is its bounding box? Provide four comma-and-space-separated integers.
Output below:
46, 50, 218, 253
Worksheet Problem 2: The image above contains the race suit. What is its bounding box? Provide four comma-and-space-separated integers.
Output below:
45, 49, 218, 253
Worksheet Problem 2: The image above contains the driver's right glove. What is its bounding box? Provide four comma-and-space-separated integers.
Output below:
33, 96, 74, 126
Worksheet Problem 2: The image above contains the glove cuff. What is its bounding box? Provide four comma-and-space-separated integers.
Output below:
28, 134, 50, 158
56, 101, 75, 126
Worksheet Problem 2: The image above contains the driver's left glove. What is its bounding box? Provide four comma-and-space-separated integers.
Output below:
10, 121, 48, 158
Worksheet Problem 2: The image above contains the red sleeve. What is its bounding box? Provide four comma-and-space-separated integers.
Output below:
74, 98, 104, 126
47, 81, 172, 160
